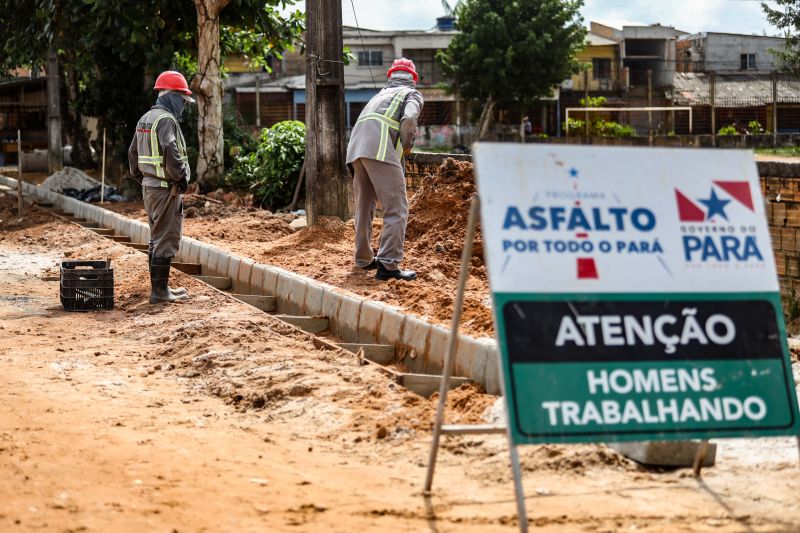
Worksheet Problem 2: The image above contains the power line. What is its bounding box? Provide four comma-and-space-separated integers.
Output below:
349, 0, 378, 90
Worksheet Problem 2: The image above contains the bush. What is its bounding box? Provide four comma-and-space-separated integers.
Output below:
717, 124, 738, 136
594, 119, 636, 138
226, 120, 306, 210
565, 117, 585, 133
747, 120, 764, 134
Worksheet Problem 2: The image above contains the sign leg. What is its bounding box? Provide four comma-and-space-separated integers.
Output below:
424, 195, 480, 495
508, 443, 529, 533
692, 440, 710, 477
796, 436, 800, 466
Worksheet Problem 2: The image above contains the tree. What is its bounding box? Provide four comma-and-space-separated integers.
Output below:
192, 1, 303, 189
763, 0, 800, 73
438, 0, 586, 140
0, 0, 302, 186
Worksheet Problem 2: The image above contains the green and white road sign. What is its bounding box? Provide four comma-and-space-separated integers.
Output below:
473, 145, 800, 445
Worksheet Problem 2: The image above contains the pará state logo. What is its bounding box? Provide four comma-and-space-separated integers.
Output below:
674, 181, 763, 264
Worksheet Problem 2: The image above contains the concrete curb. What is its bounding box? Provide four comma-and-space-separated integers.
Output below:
0, 176, 502, 393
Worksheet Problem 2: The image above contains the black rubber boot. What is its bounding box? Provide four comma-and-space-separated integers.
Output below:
148, 244, 187, 296
375, 262, 417, 281
361, 258, 379, 271
150, 256, 189, 304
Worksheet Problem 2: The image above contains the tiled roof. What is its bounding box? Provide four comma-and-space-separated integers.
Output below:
673, 72, 800, 106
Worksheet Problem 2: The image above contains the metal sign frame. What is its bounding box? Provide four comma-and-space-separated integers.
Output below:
424, 195, 530, 533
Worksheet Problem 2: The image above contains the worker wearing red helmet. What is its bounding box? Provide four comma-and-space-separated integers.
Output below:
128, 70, 195, 303
346, 58, 424, 281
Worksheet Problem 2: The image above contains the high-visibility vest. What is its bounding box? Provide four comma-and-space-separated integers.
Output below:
135, 108, 188, 187
354, 88, 412, 163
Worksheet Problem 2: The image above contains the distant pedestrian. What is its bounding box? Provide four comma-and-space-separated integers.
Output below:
346, 58, 424, 281
128, 70, 194, 303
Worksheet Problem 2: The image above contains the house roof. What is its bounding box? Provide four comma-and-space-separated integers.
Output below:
673, 72, 800, 106
586, 33, 617, 47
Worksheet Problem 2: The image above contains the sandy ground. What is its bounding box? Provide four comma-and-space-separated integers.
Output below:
2, 194, 800, 531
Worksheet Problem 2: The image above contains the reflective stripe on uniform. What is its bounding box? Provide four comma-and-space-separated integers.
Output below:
354, 88, 411, 162
138, 111, 189, 186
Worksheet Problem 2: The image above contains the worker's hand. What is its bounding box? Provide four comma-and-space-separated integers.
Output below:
178, 179, 188, 194
403, 147, 412, 157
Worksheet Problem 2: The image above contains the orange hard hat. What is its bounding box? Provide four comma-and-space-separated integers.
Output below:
154, 71, 192, 95
387, 58, 418, 82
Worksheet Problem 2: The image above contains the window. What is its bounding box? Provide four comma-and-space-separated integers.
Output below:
357, 50, 383, 67
740, 53, 756, 70
592, 58, 611, 80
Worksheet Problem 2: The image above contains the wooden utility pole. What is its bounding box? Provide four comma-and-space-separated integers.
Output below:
710, 71, 717, 147
583, 69, 589, 137
305, 0, 349, 225
255, 74, 261, 128
772, 69, 778, 144
46, 45, 63, 174
647, 69, 653, 144
17, 130, 23, 216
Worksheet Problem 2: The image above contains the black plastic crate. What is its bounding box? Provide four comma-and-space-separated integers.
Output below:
60, 260, 114, 312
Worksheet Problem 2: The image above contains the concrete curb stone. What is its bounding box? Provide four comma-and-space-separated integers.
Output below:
399, 316, 433, 372
378, 305, 407, 348
357, 301, 384, 344
303, 282, 325, 316
236, 258, 255, 293
226, 255, 242, 290
332, 291, 362, 343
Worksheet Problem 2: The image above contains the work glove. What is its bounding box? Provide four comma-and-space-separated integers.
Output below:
178, 178, 188, 194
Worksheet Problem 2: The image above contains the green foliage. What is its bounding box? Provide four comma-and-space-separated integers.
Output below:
717, 125, 738, 136
0, 0, 303, 176
747, 120, 764, 134
763, 0, 800, 74
593, 119, 636, 137
579, 95, 607, 108
438, 0, 586, 108
227, 120, 305, 209
565, 117, 585, 132
756, 146, 800, 157
565, 116, 635, 137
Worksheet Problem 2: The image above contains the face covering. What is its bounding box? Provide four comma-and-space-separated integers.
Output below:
156, 91, 186, 119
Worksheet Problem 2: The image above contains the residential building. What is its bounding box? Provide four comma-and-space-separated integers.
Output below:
621, 23, 687, 90
676, 32, 787, 73
564, 29, 626, 93
228, 17, 459, 143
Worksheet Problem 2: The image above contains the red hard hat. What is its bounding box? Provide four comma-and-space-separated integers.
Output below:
154, 71, 192, 95
387, 58, 418, 82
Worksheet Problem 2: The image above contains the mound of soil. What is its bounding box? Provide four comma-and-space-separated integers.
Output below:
406, 158, 485, 280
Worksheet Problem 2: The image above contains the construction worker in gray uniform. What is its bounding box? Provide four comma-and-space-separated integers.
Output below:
128, 70, 194, 303
346, 58, 423, 281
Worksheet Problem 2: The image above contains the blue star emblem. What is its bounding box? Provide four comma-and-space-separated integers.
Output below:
699, 189, 731, 221
569, 167, 579, 178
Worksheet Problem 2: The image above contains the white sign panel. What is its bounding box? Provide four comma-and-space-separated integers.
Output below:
473, 144, 776, 294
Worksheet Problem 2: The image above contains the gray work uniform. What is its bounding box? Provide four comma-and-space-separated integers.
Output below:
128, 106, 190, 259
346, 79, 423, 269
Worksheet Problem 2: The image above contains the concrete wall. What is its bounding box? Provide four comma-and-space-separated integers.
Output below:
705, 33, 785, 72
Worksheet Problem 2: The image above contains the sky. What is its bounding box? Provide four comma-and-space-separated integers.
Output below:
282, 0, 784, 36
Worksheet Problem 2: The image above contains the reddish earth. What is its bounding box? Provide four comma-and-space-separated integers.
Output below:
3, 191, 800, 531
104, 158, 494, 337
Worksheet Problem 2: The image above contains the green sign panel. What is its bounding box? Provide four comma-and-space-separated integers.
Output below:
494, 292, 800, 444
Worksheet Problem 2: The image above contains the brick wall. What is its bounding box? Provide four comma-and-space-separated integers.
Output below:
404, 152, 471, 194
760, 161, 800, 302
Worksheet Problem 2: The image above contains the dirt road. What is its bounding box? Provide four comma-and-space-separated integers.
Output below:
2, 195, 800, 532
